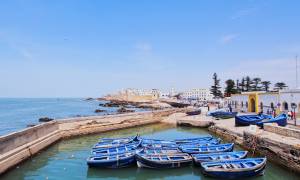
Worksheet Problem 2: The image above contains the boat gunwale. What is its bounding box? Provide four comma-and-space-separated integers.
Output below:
201, 158, 267, 173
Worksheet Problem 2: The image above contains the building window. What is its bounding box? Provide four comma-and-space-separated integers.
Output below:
260, 102, 263, 111
270, 102, 274, 109
291, 103, 296, 110
283, 102, 288, 111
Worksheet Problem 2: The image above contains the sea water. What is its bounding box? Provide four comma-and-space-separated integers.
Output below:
0, 98, 144, 136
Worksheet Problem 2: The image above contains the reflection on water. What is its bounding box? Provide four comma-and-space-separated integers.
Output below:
0, 124, 299, 180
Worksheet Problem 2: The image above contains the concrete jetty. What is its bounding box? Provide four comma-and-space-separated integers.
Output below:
0, 109, 185, 174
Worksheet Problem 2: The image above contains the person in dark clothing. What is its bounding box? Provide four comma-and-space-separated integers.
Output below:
229, 104, 232, 112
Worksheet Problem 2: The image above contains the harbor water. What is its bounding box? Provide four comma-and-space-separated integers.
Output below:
0, 124, 298, 180
0, 98, 145, 136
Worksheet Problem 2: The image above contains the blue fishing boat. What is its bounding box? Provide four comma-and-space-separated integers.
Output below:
235, 114, 272, 126
180, 143, 234, 154
141, 139, 177, 148
178, 138, 221, 147
87, 151, 137, 168
93, 140, 141, 150
91, 145, 139, 156
207, 109, 227, 116
192, 151, 248, 165
99, 135, 140, 143
135, 153, 193, 169
256, 113, 288, 128
139, 147, 181, 155
175, 135, 213, 144
211, 112, 238, 119
93, 139, 141, 149
201, 158, 267, 179
186, 109, 201, 116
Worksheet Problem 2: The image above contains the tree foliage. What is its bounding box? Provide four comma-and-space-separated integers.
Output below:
224, 79, 237, 97
252, 77, 262, 91
274, 82, 288, 91
210, 73, 222, 98
261, 81, 271, 92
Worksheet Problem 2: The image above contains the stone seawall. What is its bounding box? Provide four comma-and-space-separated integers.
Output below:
0, 109, 185, 174
174, 114, 300, 174
206, 119, 300, 173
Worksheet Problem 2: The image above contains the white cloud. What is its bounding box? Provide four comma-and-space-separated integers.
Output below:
221, 58, 297, 89
220, 34, 239, 44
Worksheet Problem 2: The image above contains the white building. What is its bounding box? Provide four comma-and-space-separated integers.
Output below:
121, 88, 159, 96
182, 88, 213, 101
227, 89, 300, 114
280, 89, 300, 112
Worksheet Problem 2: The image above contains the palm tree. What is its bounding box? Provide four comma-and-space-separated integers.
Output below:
236, 79, 240, 93
239, 78, 245, 92
245, 76, 252, 91
274, 82, 288, 91
261, 81, 271, 91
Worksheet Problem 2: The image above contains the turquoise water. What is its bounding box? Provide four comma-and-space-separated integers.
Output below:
0, 98, 145, 136
0, 124, 298, 180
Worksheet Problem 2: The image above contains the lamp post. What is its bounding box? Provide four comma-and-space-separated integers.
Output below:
291, 103, 297, 126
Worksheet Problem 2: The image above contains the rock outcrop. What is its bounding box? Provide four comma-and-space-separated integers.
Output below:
38, 117, 54, 122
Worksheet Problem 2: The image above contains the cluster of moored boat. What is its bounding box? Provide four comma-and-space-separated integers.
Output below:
235, 113, 288, 128
207, 108, 288, 128
87, 135, 267, 179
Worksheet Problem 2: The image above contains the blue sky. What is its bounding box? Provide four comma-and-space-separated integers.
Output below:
0, 0, 299, 97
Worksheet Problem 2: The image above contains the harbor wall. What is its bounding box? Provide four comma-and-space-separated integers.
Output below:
243, 130, 300, 173
0, 109, 185, 174
174, 114, 300, 173
206, 120, 300, 173
264, 124, 300, 139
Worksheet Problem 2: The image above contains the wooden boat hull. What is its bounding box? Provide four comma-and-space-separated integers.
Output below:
135, 154, 193, 169
235, 114, 270, 126
201, 158, 267, 179
141, 139, 177, 148
180, 143, 234, 154
186, 110, 201, 116
179, 138, 221, 147
192, 151, 248, 166
166, 102, 190, 108
87, 153, 136, 168
139, 148, 181, 155
175, 136, 213, 144
91, 145, 139, 156
93, 140, 141, 149
256, 114, 288, 128
212, 112, 238, 119
99, 135, 139, 143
